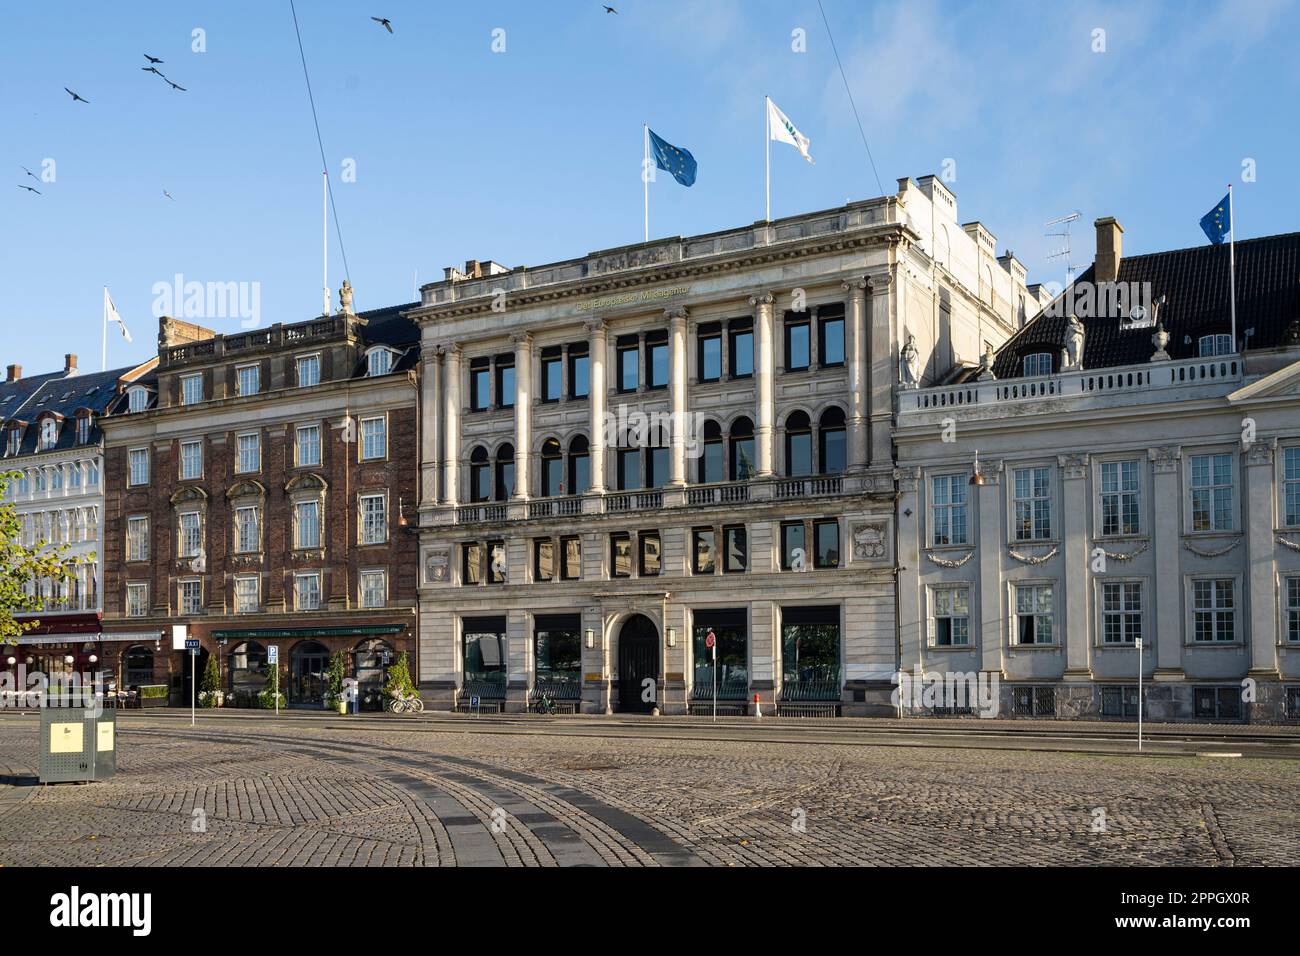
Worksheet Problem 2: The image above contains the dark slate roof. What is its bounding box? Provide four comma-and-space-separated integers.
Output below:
993, 231, 1300, 378
0, 365, 141, 457
353, 301, 421, 376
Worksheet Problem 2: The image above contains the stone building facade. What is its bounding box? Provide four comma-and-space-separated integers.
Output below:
412, 178, 1039, 715
895, 219, 1300, 722
98, 305, 421, 708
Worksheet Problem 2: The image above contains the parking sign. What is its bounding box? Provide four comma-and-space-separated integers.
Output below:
268, 645, 279, 664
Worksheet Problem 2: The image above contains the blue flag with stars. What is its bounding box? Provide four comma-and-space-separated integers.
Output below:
1199, 192, 1231, 245
648, 129, 697, 187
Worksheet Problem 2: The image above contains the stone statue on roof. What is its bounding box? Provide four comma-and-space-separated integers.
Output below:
899, 333, 921, 389
339, 280, 354, 315
1062, 314, 1085, 371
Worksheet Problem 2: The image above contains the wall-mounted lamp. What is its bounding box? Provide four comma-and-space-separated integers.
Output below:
969, 450, 986, 487
5, 657, 14, 666
397, 495, 410, 528
667, 627, 676, 648
64, 655, 75, 665
88, 655, 98, 664
585, 628, 595, 649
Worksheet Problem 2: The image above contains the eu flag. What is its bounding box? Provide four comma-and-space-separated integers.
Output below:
1200, 192, 1231, 245
648, 129, 697, 187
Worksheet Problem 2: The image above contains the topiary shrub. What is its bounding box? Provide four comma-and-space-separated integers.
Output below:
383, 651, 416, 702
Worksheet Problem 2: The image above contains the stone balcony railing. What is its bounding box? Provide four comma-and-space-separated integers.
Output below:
160, 314, 358, 367
897, 354, 1244, 427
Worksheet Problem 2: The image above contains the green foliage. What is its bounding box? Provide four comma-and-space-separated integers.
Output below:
258, 664, 285, 709
0, 470, 81, 641
323, 650, 346, 705
383, 651, 416, 700
200, 655, 221, 706
139, 684, 169, 699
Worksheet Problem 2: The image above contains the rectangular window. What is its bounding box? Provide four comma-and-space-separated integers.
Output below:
698, 324, 722, 382
181, 373, 202, 406
729, 321, 754, 378
818, 312, 845, 366
785, 316, 810, 371
294, 572, 321, 611
1100, 460, 1141, 535
1192, 579, 1235, 642
723, 526, 747, 572
931, 475, 968, 546
1014, 584, 1054, 645
561, 536, 581, 580
180, 439, 202, 480
234, 576, 259, 613
236, 432, 260, 473
692, 528, 716, 575
360, 570, 386, 608
1194, 686, 1241, 720
617, 338, 639, 392
360, 416, 386, 460
127, 515, 149, 561
126, 582, 148, 618
179, 579, 203, 615
1100, 685, 1140, 718
568, 346, 589, 399
1012, 466, 1052, 541
294, 500, 320, 549
541, 349, 562, 402
646, 333, 668, 389
1190, 453, 1233, 531
486, 542, 506, 584
462, 543, 482, 585
297, 354, 320, 387
1101, 582, 1142, 644
76, 416, 91, 445
647, 446, 669, 488
611, 533, 632, 578
496, 357, 515, 408
1198, 334, 1233, 358
639, 531, 661, 576
236, 364, 260, 396
534, 538, 554, 581
87, 462, 99, 487
1283, 447, 1300, 527
367, 350, 393, 377
1023, 353, 1052, 377
1287, 577, 1300, 643
178, 512, 202, 558
813, 520, 840, 569
470, 360, 490, 411
781, 522, 805, 571
129, 448, 149, 486
618, 449, 642, 491
932, 588, 971, 646
360, 494, 387, 545
234, 506, 259, 553
296, 424, 321, 467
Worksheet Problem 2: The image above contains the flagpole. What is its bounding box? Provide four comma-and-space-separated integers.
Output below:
643, 124, 650, 243
1228, 183, 1237, 352
102, 287, 108, 372
765, 96, 771, 222
322, 170, 330, 317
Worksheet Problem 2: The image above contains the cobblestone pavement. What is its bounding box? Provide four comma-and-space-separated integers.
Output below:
0, 715, 1295, 867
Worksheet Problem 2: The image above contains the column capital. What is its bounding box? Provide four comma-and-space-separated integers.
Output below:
508, 331, 533, 348
841, 277, 869, 293
866, 272, 894, 293
748, 292, 775, 308
583, 318, 607, 336
435, 341, 461, 358
1148, 445, 1180, 473
1244, 439, 1276, 467
664, 306, 689, 322
1057, 453, 1089, 479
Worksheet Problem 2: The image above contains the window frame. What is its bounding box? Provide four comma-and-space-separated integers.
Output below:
1011, 581, 1057, 646
294, 571, 322, 611
1023, 353, 1052, 377
813, 519, 840, 570
234, 505, 260, 554
1010, 463, 1054, 542
233, 574, 260, 614
179, 438, 203, 480
1187, 575, 1240, 644
784, 314, 811, 372
929, 473, 970, 547
126, 581, 148, 618
296, 352, 321, 388
295, 423, 322, 467
1097, 458, 1142, 537
1280, 445, 1300, 529
359, 568, 388, 608
359, 492, 388, 546
1186, 451, 1235, 533
128, 447, 150, 486
235, 431, 261, 475
235, 363, 261, 397
929, 585, 973, 648
180, 373, 203, 406
1097, 578, 1144, 646
358, 415, 387, 461
178, 577, 203, 615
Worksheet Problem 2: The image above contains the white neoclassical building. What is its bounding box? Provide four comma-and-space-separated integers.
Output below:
895, 218, 1300, 722
411, 177, 1043, 715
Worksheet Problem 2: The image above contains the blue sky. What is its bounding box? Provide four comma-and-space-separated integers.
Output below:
4, 0, 1297, 374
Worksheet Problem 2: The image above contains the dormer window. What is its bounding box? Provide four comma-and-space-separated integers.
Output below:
1023, 353, 1053, 377
5, 426, 20, 456
366, 348, 395, 377
40, 419, 59, 450
127, 387, 148, 413
76, 414, 91, 445
1198, 334, 1233, 357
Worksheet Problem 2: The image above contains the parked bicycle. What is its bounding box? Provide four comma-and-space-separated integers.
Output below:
532, 689, 558, 715
386, 694, 425, 715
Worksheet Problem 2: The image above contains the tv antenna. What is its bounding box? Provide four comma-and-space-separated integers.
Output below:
1045, 211, 1082, 286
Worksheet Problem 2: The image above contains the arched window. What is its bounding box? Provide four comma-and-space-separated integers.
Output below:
819, 407, 846, 474
729, 417, 755, 481
785, 411, 812, 477
228, 641, 267, 701
123, 644, 155, 687
1023, 353, 1053, 377
567, 435, 590, 495
540, 438, 563, 497
699, 420, 724, 483
494, 443, 515, 501
469, 446, 490, 502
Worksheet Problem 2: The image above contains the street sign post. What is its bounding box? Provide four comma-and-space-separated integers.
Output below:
706, 629, 717, 723
1136, 637, 1143, 752
268, 645, 280, 715
186, 638, 200, 726
470, 694, 480, 717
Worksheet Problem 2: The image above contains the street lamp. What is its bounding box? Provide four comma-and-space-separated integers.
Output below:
585, 628, 595, 649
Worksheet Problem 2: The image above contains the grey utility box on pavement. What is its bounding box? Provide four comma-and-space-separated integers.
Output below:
38, 705, 117, 784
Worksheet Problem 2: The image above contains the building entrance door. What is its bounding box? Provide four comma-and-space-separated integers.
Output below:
617, 615, 659, 714
289, 640, 330, 708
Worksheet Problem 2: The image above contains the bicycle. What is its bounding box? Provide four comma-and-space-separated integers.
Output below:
532, 690, 558, 715
386, 694, 425, 715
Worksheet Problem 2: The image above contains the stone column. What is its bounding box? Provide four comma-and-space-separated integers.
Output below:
843, 279, 869, 472
667, 307, 689, 486
1060, 454, 1091, 677
750, 292, 776, 477
419, 344, 441, 508
1245, 441, 1280, 679
866, 272, 896, 468
506, 608, 530, 713
441, 346, 461, 506
511, 332, 532, 500
977, 461, 1004, 677
896, 468, 923, 677
1149, 446, 1183, 677
585, 320, 608, 493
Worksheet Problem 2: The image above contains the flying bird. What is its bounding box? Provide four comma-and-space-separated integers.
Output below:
371, 16, 393, 33
17, 184, 41, 195
20, 165, 39, 182
143, 53, 164, 64
603, 5, 617, 12
142, 66, 165, 77
64, 87, 89, 103
163, 189, 175, 201
166, 79, 187, 91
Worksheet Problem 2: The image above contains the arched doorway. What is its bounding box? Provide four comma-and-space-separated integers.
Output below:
617, 614, 659, 714
228, 641, 267, 707
354, 639, 393, 712
289, 640, 330, 708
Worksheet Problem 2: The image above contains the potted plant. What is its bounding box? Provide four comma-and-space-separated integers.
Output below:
138, 684, 169, 708
383, 651, 418, 712
323, 650, 347, 715
198, 655, 223, 708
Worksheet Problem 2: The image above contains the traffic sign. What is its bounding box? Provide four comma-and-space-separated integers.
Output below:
705, 630, 716, 649
185, 639, 200, 651
267, 645, 279, 664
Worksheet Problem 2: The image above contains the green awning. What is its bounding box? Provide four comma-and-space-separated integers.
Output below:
210, 625, 405, 639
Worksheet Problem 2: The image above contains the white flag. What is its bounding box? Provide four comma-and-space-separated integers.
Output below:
768, 98, 814, 164
104, 287, 132, 342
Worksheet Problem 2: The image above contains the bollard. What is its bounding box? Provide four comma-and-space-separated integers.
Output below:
753, 692, 762, 718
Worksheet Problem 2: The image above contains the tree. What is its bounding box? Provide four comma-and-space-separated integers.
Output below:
323, 650, 346, 707
0, 470, 79, 642
199, 654, 221, 706
384, 651, 416, 701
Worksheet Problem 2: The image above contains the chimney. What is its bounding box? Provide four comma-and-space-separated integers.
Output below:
1094, 217, 1124, 284
64, 353, 78, 374
5, 364, 20, 383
